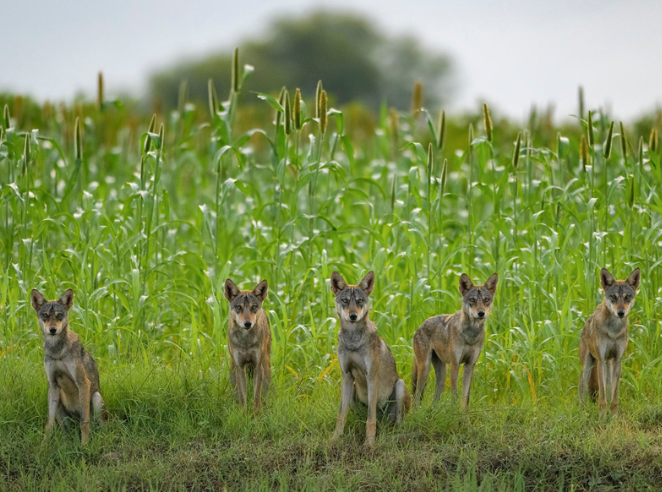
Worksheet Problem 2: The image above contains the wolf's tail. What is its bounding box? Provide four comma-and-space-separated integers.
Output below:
93, 392, 109, 422
411, 358, 418, 401
403, 386, 412, 413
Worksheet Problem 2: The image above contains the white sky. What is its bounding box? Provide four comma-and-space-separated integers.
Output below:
2, 0, 660, 121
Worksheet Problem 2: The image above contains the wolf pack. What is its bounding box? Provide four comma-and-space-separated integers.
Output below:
31, 266, 641, 446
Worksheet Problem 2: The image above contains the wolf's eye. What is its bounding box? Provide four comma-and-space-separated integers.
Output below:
469, 298, 476, 304
251, 305, 258, 312
483, 298, 490, 304
341, 298, 349, 304
356, 298, 363, 305
56, 313, 63, 320
235, 306, 242, 313
611, 295, 618, 302
624, 295, 631, 302
41, 313, 49, 320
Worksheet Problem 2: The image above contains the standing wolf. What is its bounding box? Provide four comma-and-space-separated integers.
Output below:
412, 273, 498, 409
330, 271, 410, 447
31, 289, 107, 445
579, 268, 641, 415
224, 278, 271, 412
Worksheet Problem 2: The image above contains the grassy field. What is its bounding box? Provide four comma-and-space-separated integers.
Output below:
1, 64, 662, 490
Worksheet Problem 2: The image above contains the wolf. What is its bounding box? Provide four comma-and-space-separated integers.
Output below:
412, 273, 498, 409
31, 289, 107, 445
330, 271, 410, 447
224, 278, 271, 412
579, 268, 640, 415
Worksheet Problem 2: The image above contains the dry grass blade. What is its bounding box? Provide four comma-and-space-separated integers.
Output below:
437, 110, 446, 151
483, 103, 493, 143
318, 90, 328, 135
604, 121, 614, 159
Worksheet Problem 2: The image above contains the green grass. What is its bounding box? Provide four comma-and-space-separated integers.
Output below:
1, 64, 662, 490
3, 356, 662, 491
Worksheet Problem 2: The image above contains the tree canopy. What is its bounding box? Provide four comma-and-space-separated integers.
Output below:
149, 11, 454, 110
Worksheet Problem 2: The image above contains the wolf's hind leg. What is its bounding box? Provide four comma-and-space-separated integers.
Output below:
431, 352, 446, 401
261, 357, 271, 398
578, 342, 595, 405
413, 351, 432, 406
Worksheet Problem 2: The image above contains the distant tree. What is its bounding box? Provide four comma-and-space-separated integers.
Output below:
149, 11, 453, 110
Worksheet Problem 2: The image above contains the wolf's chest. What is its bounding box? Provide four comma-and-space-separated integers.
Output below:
229, 325, 261, 348
598, 337, 627, 360
461, 324, 484, 345
46, 359, 81, 413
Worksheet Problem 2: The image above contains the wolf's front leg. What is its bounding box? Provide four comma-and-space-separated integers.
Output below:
364, 376, 378, 447
43, 384, 61, 444
449, 360, 460, 400
235, 365, 248, 409
596, 359, 608, 417
333, 373, 354, 440
461, 362, 475, 410
610, 357, 623, 415
253, 360, 263, 412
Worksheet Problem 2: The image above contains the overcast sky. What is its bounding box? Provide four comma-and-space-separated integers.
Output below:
3, 0, 660, 121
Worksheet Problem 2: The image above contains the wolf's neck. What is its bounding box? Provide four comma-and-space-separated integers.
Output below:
338, 315, 375, 339
599, 303, 628, 329
459, 310, 484, 329
339, 316, 370, 331
43, 327, 72, 358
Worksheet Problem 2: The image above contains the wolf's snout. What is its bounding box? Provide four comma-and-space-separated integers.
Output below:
477, 311, 485, 318
617, 310, 625, 318
49, 327, 57, 335
243, 320, 252, 328
349, 313, 358, 322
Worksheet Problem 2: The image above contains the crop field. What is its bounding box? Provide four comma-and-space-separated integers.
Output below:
1, 61, 662, 491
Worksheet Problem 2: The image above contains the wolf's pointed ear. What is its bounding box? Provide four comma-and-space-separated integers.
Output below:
600, 268, 616, 290
31, 289, 46, 311
330, 272, 347, 295
224, 279, 240, 301
485, 273, 498, 295
626, 268, 641, 290
58, 289, 74, 310
358, 271, 375, 296
253, 279, 268, 301
459, 274, 474, 296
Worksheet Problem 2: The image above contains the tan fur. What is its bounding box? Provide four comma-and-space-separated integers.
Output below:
412, 273, 498, 409
31, 289, 107, 446
330, 271, 410, 447
579, 268, 641, 416
225, 279, 272, 412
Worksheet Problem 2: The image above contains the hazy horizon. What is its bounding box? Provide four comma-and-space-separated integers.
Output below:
2, 0, 661, 121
